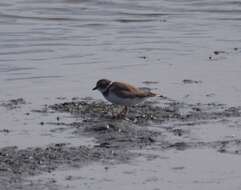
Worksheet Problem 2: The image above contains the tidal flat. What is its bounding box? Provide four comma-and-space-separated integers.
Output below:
1, 0, 241, 189
1, 97, 241, 189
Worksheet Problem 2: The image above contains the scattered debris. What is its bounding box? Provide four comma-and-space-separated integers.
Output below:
1, 98, 26, 110
139, 56, 147, 59
142, 81, 159, 85
0, 129, 10, 134
182, 79, 202, 84
1, 97, 241, 189
213, 50, 226, 55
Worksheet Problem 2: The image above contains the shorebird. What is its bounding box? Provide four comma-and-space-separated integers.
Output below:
93, 79, 156, 118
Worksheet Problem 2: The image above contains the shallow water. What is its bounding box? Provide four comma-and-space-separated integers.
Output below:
0, 0, 241, 104
1, 0, 241, 189
31, 149, 241, 190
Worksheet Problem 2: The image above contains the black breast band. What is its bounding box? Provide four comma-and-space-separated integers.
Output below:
103, 82, 112, 97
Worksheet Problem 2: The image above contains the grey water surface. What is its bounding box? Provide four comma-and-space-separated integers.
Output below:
1, 0, 241, 189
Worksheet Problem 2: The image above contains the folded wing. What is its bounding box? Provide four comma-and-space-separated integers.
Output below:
110, 82, 156, 98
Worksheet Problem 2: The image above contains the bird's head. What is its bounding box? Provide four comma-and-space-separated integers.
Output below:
92, 79, 111, 93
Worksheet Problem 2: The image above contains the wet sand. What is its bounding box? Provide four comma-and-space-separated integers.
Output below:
1, 0, 241, 189
1, 97, 241, 189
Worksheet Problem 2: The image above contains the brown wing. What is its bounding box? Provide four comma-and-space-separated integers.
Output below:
110, 82, 156, 98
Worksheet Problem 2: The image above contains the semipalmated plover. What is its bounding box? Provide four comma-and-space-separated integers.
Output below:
93, 79, 157, 117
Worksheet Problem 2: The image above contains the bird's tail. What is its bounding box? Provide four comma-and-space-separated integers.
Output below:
147, 92, 157, 97
149, 92, 175, 101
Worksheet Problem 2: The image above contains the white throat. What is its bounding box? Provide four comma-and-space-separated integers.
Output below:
99, 82, 112, 93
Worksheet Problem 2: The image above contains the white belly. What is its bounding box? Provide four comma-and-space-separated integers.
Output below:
104, 93, 145, 106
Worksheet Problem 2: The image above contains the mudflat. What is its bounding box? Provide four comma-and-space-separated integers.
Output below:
1, 0, 241, 189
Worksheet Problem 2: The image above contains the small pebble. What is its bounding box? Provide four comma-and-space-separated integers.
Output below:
213, 50, 225, 55
65, 176, 72, 180
139, 56, 147, 59
0, 129, 10, 133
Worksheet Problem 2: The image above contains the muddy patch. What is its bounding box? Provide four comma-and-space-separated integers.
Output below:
182, 79, 202, 84
0, 129, 10, 134
47, 99, 241, 153
0, 143, 135, 190
142, 81, 159, 85
208, 47, 241, 61
49, 99, 240, 124
0, 98, 26, 110
1, 97, 241, 189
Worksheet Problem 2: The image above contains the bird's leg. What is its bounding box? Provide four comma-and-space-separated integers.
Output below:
112, 106, 128, 119
116, 106, 128, 118
111, 105, 121, 119
122, 106, 128, 116
111, 106, 117, 118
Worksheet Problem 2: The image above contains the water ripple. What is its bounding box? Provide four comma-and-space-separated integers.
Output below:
0, 0, 240, 101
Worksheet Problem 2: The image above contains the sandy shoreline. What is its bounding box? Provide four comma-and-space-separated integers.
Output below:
1, 97, 241, 189
1, 0, 241, 189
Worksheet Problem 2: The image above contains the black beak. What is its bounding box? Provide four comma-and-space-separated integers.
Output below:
92, 86, 97, 90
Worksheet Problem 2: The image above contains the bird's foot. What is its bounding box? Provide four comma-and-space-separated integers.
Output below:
111, 106, 128, 119
112, 113, 126, 119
